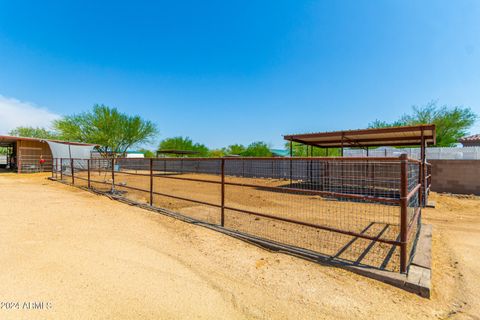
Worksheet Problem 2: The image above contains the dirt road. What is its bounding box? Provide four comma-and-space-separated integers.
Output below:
0, 173, 479, 319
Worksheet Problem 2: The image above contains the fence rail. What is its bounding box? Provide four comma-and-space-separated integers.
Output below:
52, 155, 423, 273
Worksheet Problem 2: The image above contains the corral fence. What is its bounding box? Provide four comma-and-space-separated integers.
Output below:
344, 146, 480, 160
52, 155, 424, 273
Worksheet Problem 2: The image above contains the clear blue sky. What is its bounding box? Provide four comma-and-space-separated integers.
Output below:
0, 1, 479, 149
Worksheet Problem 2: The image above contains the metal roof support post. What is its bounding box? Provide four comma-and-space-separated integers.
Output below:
399, 154, 409, 273
289, 140, 293, 185
221, 158, 225, 227
420, 129, 426, 207
341, 133, 344, 157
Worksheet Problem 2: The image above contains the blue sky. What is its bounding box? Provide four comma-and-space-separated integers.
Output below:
0, 1, 479, 149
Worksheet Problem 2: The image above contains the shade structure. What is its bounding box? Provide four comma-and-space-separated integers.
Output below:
46, 140, 96, 159
283, 124, 436, 148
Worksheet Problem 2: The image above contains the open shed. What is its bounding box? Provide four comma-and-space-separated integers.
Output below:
0, 135, 97, 173
284, 124, 436, 161
284, 124, 436, 208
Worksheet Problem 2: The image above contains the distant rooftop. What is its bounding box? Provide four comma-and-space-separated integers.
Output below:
459, 134, 480, 142
270, 149, 289, 157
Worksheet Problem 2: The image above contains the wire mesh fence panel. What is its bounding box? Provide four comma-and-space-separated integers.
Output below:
222, 158, 403, 271
18, 147, 52, 173
152, 158, 222, 225
345, 146, 480, 160
111, 158, 152, 205
52, 156, 423, 273
87, 158, 113, 193
58, 158, 72, 183
72, 159, 89, 188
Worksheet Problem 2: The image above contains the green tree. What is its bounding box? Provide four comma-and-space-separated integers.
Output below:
224, 144, 246, 156
53, 104, 158, 157
369, 102, 477, 146
285, 141, 341, 157
242, 141, 272, 157
138, 148, 156, 158
208, 149, 225, 157
158, 136, 209, 157
9, 126, 57, 139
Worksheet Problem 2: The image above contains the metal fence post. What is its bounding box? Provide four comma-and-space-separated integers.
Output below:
289, 140, 293, 184
150, 158, 153, 206
71, 158, 75, 185
111, 158, 115, 192
221, 158, 225, 227
87, 159, 91, 189
400, 154, 408, 273
418, 162, 423, 208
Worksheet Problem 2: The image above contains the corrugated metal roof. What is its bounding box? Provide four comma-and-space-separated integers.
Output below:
283, 124, 436, 148
0, 135, 98, 146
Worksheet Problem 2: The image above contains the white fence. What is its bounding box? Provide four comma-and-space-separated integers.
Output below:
344, 147, 480, 160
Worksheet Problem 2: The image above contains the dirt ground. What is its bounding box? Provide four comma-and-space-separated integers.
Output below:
0, 173, 479, 319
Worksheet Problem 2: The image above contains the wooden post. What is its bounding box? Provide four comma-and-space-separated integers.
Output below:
400, 154, 408, 273
150, 158, 153, 206
221, 158, 225, 227
60, 158, 63, 180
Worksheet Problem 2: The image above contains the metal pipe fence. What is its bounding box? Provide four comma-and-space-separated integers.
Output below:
52, 154, 422, 273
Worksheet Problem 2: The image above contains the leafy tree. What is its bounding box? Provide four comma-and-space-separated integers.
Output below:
9, 126, 57, 139
158, 136, 209, 157
53, 104, 158, 157
224, 144, 246, 156
284, 141, 341, 157
369, 102, 477, 146
208, 149, 225, 157
242, 141, 272, 157
138, 148, 156, 158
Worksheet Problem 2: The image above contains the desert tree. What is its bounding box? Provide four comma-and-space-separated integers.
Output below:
224, 144, 246, 156
53, 104, 158, 157
369, 102, 477, 147
284, 141, 340, 157
158, 136, 209, 157
9, 126, 58, 139
242, 141, 272, 157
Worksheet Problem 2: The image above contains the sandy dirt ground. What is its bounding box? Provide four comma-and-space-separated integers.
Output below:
0, 173, 479, 319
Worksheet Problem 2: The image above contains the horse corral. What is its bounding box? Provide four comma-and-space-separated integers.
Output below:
53, 155, 426, 274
